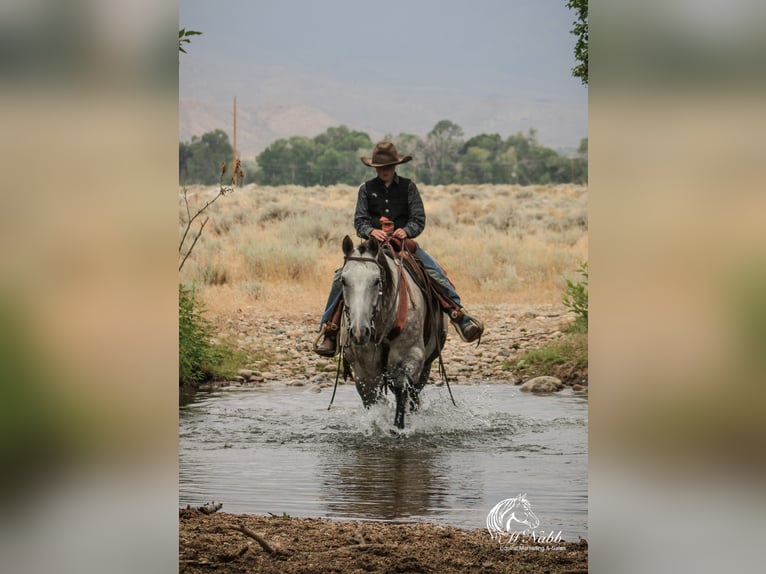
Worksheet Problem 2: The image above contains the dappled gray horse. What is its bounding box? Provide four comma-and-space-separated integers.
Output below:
340, 235, 445, 429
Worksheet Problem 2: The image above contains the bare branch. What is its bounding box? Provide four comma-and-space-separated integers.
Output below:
178, 167, 235, 271
231, 524, 277, 554
178, 217, 208, 271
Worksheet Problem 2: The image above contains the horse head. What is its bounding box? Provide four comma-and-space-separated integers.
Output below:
341, 235, 385, 345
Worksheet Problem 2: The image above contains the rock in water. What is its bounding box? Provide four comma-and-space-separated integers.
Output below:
198, 501, 223, 515
519, 376, 563, 393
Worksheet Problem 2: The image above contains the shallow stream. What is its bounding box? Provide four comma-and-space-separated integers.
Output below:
179, 383, 587, 539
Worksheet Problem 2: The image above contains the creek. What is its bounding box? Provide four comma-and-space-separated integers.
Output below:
179, 382, 587, 539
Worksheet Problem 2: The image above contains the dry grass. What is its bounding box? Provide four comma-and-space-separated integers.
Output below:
179, 183, 588, 319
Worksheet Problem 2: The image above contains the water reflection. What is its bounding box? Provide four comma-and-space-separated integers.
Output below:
320, 438, 450, 520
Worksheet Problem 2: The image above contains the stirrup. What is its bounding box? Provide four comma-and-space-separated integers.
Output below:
313, 324, 339, 357
452, 312, 484, 344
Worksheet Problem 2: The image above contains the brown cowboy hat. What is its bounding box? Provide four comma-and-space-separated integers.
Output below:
361, 141, 412, 167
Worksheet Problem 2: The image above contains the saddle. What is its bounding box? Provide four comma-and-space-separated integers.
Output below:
379, 239, 443, 348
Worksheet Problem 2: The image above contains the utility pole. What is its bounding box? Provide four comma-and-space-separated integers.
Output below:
233, 96, 238, 186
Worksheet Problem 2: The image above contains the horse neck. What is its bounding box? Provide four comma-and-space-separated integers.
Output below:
377, 251, 400, 326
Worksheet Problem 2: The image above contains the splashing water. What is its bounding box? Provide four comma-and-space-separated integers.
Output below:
179, 382, 587, 539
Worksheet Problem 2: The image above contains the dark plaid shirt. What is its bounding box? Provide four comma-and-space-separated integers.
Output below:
353, 174, 426, 240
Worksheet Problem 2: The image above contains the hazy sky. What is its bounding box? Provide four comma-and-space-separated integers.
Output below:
180, 0, 586, 100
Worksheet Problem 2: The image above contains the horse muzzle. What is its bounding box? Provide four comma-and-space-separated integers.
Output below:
349, 324, 372, 345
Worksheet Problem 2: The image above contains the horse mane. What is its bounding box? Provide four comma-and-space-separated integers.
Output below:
376, 247, 396, 301
354, 241, 396, 300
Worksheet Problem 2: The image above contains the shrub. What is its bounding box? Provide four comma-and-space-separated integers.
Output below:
507, 332, 588, 382
241, 239, 317, 281
179, 285, 229, 385
563, 261, 588, 332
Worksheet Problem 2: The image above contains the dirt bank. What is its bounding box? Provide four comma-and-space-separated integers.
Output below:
179, 510, 588, 574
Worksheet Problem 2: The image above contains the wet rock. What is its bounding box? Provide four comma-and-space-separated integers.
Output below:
572, 383, 584, 391
520, 376, 563, 393
238, 369, 254, 378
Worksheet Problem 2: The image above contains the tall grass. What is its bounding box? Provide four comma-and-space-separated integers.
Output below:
179, 183, 588, 316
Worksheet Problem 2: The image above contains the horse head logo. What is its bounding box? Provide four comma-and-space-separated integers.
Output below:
486, 494, 540, 540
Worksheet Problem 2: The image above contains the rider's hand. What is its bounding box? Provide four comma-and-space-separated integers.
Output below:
393, 228, 408, 240
370, 229, 388, 242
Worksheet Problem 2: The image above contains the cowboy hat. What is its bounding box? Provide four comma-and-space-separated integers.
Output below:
360, 141, 412, 167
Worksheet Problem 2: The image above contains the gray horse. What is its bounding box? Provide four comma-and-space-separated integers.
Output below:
339, 235, 446, 429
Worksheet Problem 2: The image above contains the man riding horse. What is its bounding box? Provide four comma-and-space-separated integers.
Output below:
314, 141, 483, 357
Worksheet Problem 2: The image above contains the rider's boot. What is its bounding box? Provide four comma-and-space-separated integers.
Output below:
448, 306, 484, 343
313, 298, 343, 357
314, 322, 339, 357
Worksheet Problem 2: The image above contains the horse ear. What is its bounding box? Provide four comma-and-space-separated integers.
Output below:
368, 236, 379, 256
342, 235, 354, 257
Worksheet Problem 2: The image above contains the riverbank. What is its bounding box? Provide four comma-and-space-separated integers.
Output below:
189, 302, 587, 393
179, 509, 588, 573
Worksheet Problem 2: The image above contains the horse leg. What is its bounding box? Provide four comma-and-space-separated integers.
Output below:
393, 385, 406, 429
393, 372, 418, 429
356, 378, 383, 408
407, 386, 420, 412
408, 370, 424, 412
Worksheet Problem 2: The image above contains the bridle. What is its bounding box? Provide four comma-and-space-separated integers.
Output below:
341, 253, 388, 345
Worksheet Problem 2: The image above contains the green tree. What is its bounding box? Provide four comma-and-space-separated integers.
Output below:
573, 137, 588, 183
255, 126, 372, 185
315, 125, 371, 152
422, 120, 463, 184
566, 0, 588, 85
314, 148, 345, 185
505, 130, 538, 185
250, 122, 586, 186
178, 29, 202, 54
384, 132, 423, 181
492, 147, 518, 184
254, 138, 292, 185
179, 129, 233, 185
461, 147, 492, 183
462, 133, 505, 183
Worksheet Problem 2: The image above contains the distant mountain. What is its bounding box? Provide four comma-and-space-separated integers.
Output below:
179, 99, 339, 161
180, 56, 587, 159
